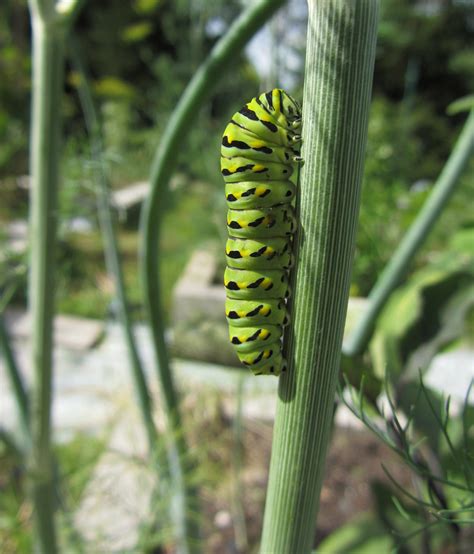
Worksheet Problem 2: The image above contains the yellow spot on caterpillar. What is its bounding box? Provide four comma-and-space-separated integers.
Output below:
226, 128, 236, 142
248, 139, 266, 149
256, 186, 270, 197
228, 214, 247, 227
260, 306, 270, 316
252, 164, 266, 172
260, 329, 270, 339
226, 163, 240, 173
262, 278, 272, 289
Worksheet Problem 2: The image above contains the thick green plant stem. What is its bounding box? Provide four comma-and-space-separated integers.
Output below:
28, 0, 82, 550
69, 39, 159, 454
28, 17, 65, 554
139, 0, 285, 550
260, 2, 379, 553
0, 314, 30, 442
344, 109, 474, 357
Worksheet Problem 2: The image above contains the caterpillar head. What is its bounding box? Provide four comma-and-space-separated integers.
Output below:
258, 89, 301, 130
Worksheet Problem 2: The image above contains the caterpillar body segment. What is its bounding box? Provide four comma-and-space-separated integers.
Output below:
220, 156, 294, 183
225, 237, 292, 271
222, 136, 297, 165
227, 90, 301, 147
227, 205, 296, 238
229, 324, 281, 353
222, 89, 301, 376
224, 267, 290, 301
225, 298, 289, 328
239, 346, 284, 374
225, 180, 296, 209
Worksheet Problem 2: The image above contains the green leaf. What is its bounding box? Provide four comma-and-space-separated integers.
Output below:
121, 21, 153, 43
314, 513, 394, 553
370, 229, 474, 382
397, 381, 445, 452
404, 283, 474, 379
93, 77, 136, 99
447, 95, 474, 115
133, 0, 161, 15
449, 228, 474, 257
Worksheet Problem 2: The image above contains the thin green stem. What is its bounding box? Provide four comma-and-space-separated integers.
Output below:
231, 377, 248, 553
68, 37, 160, 455
28, 16, 66, 553
342, 386, 473, 493
0, 313, 30, 443
260, 2, 379, 552
344, 109, 474, 357
139, 1, 285, 551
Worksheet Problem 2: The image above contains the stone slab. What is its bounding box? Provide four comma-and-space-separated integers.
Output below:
4, 309, 104, 351
111, 181, 149, 211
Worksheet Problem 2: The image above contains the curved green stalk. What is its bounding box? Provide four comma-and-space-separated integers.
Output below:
260, 2, 379, 552
139, 0, 285, 550
27, 1, 82, 551
68, 37, 159, 455
343, 109, 474, 357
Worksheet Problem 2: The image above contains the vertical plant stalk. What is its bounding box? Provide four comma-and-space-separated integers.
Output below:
0, 313, 30, 442
139, 0, 285, 550
28, 16, 65, 553
344, 109, 474, 357
260, 2, 379, 553
231, 377, 248, 553
69, 39, 159, 454
28, 0, 82, 549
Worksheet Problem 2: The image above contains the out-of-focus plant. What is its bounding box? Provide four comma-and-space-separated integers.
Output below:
26, 0, 84, 551
69, 33, 161, 462
352, 100, 474, 297
337, 103, 474, 553
375, 0, 473, 131
140, 1, 288, 551
0, 3, 30, 175
345, 108, 474, 358
369, 227, 474, 383
343, 223, 474, 399
328, 374, 474, 553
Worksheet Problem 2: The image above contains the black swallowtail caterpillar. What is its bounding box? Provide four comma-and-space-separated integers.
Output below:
222, 89, 302, 376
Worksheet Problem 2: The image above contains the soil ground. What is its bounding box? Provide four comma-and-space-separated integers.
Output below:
190, 411, 413, 554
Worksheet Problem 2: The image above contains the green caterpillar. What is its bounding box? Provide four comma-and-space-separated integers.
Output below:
221, 89, 302, 376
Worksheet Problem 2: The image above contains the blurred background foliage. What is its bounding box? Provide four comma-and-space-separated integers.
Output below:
1, 0, 472, 318
1, 1, 473, 552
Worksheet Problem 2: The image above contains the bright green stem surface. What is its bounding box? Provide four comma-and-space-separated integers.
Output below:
28, 18, 66, 554
344, 109, 474, 357
260, 2, 379, 553
139, 0, 285, 551
69, 39, 159, 454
